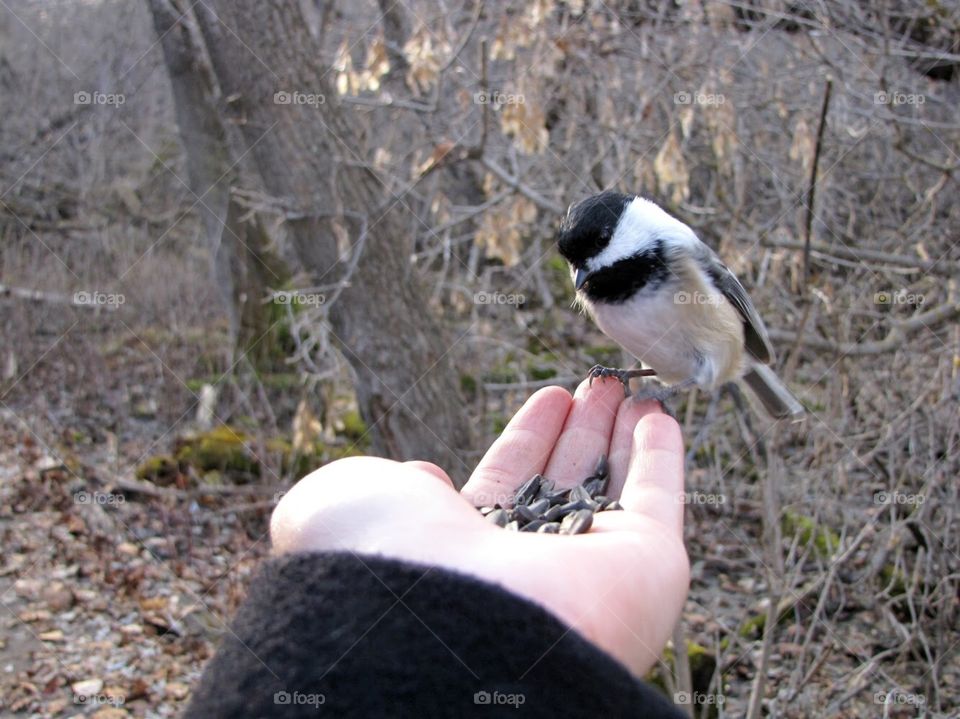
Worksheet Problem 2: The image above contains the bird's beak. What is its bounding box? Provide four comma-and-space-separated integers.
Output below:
574, 268, 590, 291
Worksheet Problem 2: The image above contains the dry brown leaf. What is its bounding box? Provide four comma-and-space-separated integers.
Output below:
500, 101, 549, 155
404, 27, 448, 93
362, 36, 390, 91
654, 132, 690, 204
706, 95, 738, 175
527, 0, 555, 26
292, 400, 322, 456
333, 41, 356, 96
789, 117, 815, 175
414, 140, 456, 176
474, 198, 537, 267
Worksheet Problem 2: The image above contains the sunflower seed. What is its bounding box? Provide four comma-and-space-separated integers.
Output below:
527, 497, 551, 515
543, 504, 563, 522
541, 489, 570, 504
520, 519, 547, 532
560, 508, 594, 535
594, 453, 609, 478
605, 500, 623, 511
516, 504, 539, 522
584, 478, 606, 497
505, 520, 520, 532
559, 499, 592, 515
535, 478, 556, 499
479, 506, 495, 516
537, 522, 561, 534
486, 508, 509, 527
515, 474, 542, 505
569, 484, 593, 504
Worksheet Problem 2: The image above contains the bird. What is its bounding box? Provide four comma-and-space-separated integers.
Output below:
557, 190, 804, 419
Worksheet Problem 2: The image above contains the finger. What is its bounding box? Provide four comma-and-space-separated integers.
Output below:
462, 386, 572, 506
619, 412, 685, 537
607, 398, 664, 498
404, 461, 455, 488
542, 378, 625, 487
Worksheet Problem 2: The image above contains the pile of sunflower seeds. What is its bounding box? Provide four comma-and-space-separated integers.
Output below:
477, 454, 623, 535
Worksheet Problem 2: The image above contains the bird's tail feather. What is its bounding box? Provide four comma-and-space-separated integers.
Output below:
742, 364, 804, 419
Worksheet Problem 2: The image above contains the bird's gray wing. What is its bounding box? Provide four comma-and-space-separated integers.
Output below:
697, 245, 776, 364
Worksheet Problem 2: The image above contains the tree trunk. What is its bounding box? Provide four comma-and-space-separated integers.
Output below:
146, 0, 287, 364
183, 1, 473, 482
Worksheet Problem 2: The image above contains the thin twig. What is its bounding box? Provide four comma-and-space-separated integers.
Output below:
769, 300, 960, 355
802, 78, 833, 290
761, 236, 947, 275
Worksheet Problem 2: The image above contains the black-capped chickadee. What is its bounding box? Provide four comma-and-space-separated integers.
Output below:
557, 191, 804, 419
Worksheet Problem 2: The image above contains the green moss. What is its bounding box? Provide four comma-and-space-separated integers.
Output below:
546, 254, 568, 275
460, 373, 478, 398
327, 444, 366, 462
140, 405, 370, 487
337, 410, 368, 442
259, 372, 301, 391
175, 426, 259, 479
482, 368, 518, 384
491, 414, 508, 435
135, 454, 180, 485
527, 364, 557, 381
739, 612, 768, 639
646, 641, 720, 715
738, 602, 797, 639
782, 510, 840, 558
879, 564, 909, 596
546, 253, 575, 302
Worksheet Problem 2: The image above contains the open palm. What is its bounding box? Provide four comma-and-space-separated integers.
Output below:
272, 380, 690, 678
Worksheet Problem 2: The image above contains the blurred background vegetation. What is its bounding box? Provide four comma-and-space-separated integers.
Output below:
0, 1, 957, 716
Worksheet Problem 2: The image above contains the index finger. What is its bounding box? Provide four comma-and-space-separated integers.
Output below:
461, 386, 572, 507
541, 378, 626, 488
619, 412, 685, 537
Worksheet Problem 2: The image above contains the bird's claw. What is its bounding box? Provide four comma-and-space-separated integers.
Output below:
587, 365, 635, 396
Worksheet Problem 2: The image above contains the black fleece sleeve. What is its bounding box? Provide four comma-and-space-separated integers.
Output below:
184, 552, 685, 718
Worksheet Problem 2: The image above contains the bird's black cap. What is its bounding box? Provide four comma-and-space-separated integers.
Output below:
557, 191, 633, 268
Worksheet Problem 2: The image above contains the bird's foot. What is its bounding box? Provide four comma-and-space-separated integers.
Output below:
587, 365, 657, 396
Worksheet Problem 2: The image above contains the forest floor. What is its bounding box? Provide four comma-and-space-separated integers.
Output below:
0, 301, 956, 719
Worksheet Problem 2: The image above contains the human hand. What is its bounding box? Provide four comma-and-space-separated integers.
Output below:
271, 379, 689, 678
